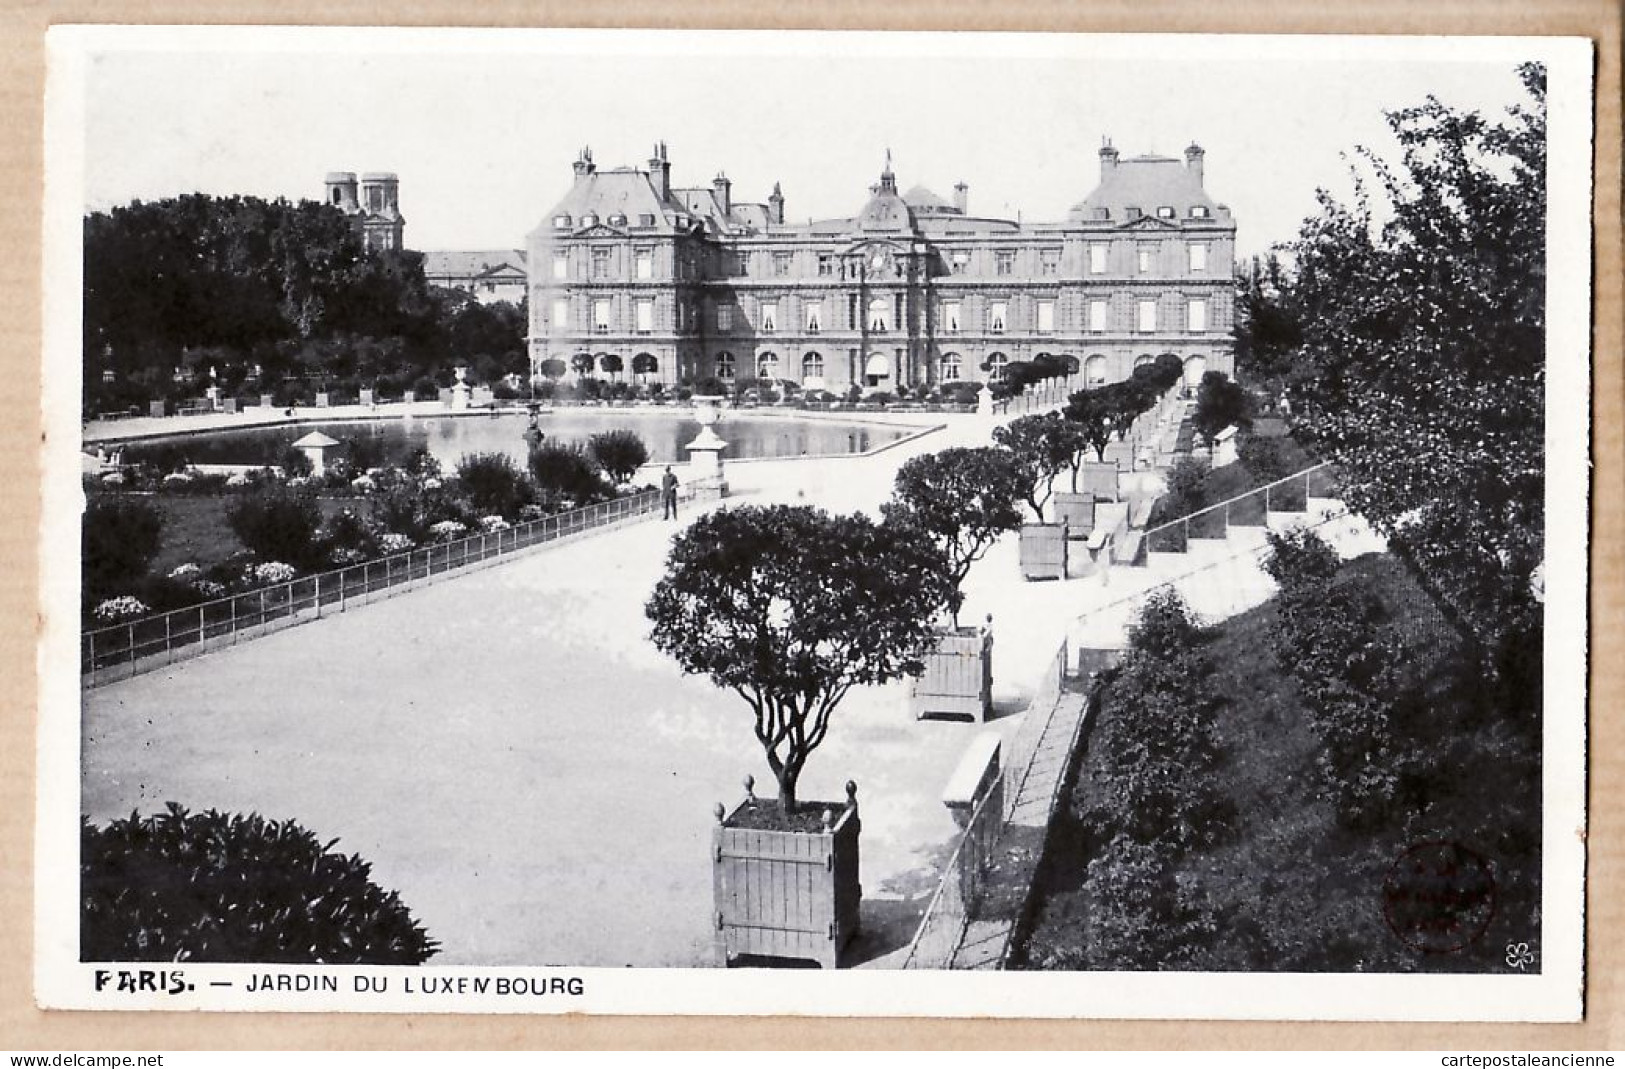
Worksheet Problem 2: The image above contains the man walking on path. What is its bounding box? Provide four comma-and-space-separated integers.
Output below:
661, 466, 680, 520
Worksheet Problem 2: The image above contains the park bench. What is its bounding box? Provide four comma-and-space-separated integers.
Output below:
941, 731, 1003, 828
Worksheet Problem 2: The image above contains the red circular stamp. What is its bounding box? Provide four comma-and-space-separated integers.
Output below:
1382, 840, 1498, 954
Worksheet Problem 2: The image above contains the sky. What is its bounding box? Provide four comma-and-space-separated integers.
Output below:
67, 29, 1545, 259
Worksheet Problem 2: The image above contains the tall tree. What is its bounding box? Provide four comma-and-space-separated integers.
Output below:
993, 413, 1077, 522
646, 505, 954, 812
882, 447, 1026, 626
1272, 64, 1547, 670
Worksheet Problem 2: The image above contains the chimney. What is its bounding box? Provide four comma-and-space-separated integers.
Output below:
572, 146, 595, 182
1184, 142, 1205, 186
649, 141, 671, 201
713, 172, 732, 216
953, 181, 968, 214
1099, 138, 1120, 178
768, 181, 785, 225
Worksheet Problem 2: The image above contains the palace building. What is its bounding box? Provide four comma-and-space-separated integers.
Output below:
524, 141, 1235, 393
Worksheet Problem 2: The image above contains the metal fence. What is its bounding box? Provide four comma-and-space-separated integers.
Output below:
902, 636, 1072, 969
82, 489, 662, 688
1144, 461, 1337, 552
900, 773, 1006, 969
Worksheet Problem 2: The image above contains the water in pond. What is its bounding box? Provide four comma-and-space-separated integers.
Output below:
119, 411, 914, 471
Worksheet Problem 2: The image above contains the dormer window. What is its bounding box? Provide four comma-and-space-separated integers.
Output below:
553, 214, 572, 229
608, 213, 626, 226
1093, 207, 1110, 220
1156, 206, 1176, 219
638, 213, 656, 227
1190, 205, 1210, 219
1126, 207, 1142, 220
582, 213, 598, 227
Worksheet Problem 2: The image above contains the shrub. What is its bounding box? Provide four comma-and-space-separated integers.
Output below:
83, 496, 163, 604
81, 804, 438, 964
227, 487, 324, 570
318, 508, 379, 565
278, 445, 313, 479
528, 440, 607, 504
402, 447, 441, 480
454, 451, 531, 519
411, 376, 439, 401
587, 429, 651, 485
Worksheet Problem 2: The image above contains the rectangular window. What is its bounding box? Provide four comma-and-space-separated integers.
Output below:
1188, 243, 1208, 273
1137, 299, 1157, 333
635, 248, 653, 279
636, 299, 654, 334
996, 251, 1015, 276
817, 253, 835, 277
592, 248, 612, 279
593, 299, 612, 334
1036, 300, 1056, 333
940, 300, 961, 333
773, 252, 792, 277
1089, 300, 1108, 333
717, 304, 734, 332
988, 302, 1008, 334
551, 298, 569, 329
804, 300, 822, 333
760, 301, 778, 333
737, 252, 751, 277
1089, 244, 1107, 275
551, 251, 568, 280
1040, 249, 1060, 276
1137, 246, 1154, 274
951, 252, 970, 275
1187, 298, 1207, 332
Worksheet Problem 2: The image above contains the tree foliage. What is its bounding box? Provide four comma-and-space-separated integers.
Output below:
645, 505, 955, 812
226, 486, 325, 570
882, 447, 1026, 624
81, 194, 524, 412
453, 451, 532, 519
1272, 64, 1547, 666
82, 804, 438, 964
527, 440, 608, 504
586, 429, 651, 485
1191, 370, 1253, 449
82, 497, 163, 603
993, 413, 1078, 521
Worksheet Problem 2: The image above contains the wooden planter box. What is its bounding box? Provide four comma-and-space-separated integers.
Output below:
909, 627, 993, 721
713, 784, 861, 969
1052, 492, 1097, 538
1020, 523, 1068, 581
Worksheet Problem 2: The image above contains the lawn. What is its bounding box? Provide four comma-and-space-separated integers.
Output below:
140, 493, 369, 576
1012, 551, 1542, 972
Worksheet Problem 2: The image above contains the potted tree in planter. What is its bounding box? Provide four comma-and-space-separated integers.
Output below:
994, 413, 1076, 581
646, 504, 954, 968
882, 447, 1025, 721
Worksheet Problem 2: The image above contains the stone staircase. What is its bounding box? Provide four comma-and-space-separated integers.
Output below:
1072, 482, 1388, 653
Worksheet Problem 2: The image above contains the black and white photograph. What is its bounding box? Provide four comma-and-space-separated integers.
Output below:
35, 26, 1592, 1020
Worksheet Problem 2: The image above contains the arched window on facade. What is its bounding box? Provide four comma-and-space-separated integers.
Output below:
985, 352, 1009, 383
1133, 354, 1156, 370
632, 353, 658, 381
801, 352, 825, 383
1085, 354, 1108, 387
715, 352, 736, 381
757, 352, 780, 381
1183, 354, 1207, 391
941, 352, 963, 382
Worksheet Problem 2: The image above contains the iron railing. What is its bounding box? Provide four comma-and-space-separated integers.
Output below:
1143, 461, 1338, 552
81, 489, 663, 688
902, 636, 1072, 969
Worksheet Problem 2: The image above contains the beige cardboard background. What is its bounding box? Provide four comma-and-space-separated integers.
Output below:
2, 0, 1619, 1050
